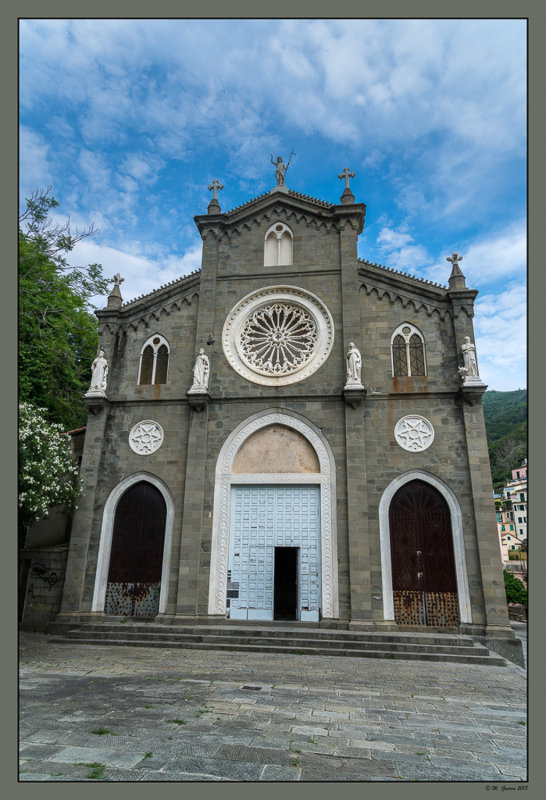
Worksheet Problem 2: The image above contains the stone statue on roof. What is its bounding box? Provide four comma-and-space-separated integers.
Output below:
270, 150, 295, 186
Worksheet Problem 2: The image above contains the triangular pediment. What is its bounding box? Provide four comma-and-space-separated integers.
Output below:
194, 187, 365, 236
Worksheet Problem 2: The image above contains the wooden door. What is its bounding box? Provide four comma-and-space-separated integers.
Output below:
105, 482, 166, 617
390, 480, 458, 626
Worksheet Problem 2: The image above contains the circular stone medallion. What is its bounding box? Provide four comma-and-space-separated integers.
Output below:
223, 286, 334, 386
394, 415, 435, 452
129, 420, 164, 455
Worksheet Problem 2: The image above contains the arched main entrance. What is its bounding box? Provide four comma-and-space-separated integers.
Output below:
208, 411, 338, 621
91, 473, 174, 616
379, 470, 472, 626
389, 480, 458, 626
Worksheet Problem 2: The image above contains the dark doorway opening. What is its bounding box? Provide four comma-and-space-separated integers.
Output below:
274, 547, 298, 621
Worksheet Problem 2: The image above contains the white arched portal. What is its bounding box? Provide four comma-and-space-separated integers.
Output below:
378, 470, 472, 624
91, 472, 175, 614
208, 410, 339, 619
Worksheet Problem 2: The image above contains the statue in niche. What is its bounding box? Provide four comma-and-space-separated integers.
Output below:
88, 348, 108, 393
346, 342, 362, 385
191, 348, 210, 391
459, 336, 479, 379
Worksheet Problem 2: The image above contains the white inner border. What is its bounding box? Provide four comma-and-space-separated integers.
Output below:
222, 285, 334, 386
378, 470, 472, 624
91, 472, 175, 615
208, 410, 339, 618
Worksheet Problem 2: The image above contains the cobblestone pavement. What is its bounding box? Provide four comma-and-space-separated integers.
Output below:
19, 632, 527, 782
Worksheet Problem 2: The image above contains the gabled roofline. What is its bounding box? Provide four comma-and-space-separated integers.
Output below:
97, 268, 201, 315
193, 186, 365, 236
358, 258, 448, 293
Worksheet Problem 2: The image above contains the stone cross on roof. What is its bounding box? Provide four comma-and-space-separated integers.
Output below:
111, 273, 124, 288
338, 166, 355, 190
447, 252, 463, 269
446, 252, 467, 291
107, 273, 124, 309
208, 179, 224, 201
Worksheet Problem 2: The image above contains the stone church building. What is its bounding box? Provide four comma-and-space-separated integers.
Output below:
56, 166, 520, 661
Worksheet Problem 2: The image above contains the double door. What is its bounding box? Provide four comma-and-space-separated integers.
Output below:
227, 485, 321, 621
390, 480, 459, 626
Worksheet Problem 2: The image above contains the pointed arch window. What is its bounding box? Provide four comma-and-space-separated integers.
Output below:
391, 323, 426, 377
264, 222, 293, 266
138, 334, 170, 385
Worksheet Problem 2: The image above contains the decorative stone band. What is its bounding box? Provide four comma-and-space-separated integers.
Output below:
223, 285, 334, 386
129, 420, 164, 455
394, 415, 435, 452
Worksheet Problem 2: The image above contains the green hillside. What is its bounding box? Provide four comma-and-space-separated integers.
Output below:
482, 390, 527, 489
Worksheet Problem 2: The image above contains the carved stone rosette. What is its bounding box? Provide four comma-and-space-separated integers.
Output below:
128, 420, 164, 455
394, 415, 435, 453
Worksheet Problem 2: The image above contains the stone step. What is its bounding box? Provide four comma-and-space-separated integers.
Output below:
56, 628, 484, 656
47, 635, 506, 665
49, 621, 474, 647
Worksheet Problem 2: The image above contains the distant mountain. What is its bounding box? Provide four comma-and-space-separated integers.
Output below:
482, 390, 527, 488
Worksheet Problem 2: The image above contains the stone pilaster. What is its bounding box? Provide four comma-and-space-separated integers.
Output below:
57, 401, 109, 619
176, 217, 221, 616
334, 202, 372, 624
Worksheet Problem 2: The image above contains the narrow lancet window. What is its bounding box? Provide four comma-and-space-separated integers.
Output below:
138, 334, 170, 385
264, 222, 293, 266
391, 324, 426, 377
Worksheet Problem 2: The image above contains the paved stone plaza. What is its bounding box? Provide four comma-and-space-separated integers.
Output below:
19, 631, 527, 782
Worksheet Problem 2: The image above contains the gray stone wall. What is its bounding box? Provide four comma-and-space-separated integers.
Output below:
57, 190, 506, 633
20, 546, 68, 629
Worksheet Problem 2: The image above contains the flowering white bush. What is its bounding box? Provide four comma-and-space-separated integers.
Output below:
19, 401, 83, 531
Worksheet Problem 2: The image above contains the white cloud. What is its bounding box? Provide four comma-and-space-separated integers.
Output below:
421, 220, 526, 287
19, 127, 53, 195
69, 239, 202, 308
374, 225, 431, 272
473, 284, 526, 390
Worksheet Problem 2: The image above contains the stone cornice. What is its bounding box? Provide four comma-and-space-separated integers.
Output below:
96, 278, 200, 335
359, 259, 447, 293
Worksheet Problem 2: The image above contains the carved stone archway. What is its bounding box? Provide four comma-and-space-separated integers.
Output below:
378, 470, 472, 624
208, 411, 339, 619
91, 472, 175, 615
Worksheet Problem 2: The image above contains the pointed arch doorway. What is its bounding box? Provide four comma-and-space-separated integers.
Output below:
92, 474, 174, 617
379, 471, 472, 627
390, 480, 458, 626
104, 481, 166, 616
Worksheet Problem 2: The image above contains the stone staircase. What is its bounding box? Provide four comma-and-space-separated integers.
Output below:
48, 621, 507, 665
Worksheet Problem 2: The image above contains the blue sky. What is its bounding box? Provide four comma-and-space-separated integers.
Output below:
19, 18, 526, 391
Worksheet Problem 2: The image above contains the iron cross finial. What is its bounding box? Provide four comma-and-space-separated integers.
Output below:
338, 166, 355, 190
208, 179, 224, 201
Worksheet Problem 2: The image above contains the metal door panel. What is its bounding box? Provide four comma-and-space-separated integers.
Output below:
227, 485, 320, 620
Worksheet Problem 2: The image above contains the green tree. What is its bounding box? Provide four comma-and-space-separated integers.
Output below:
19, 402, 82, 546
19, 189, 109, 430
503, 569, 527, 607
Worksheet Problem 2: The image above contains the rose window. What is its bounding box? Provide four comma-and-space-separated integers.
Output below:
223, 286, 334, 386
239, 303, 318, 375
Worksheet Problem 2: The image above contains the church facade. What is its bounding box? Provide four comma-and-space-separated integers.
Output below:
57, 168, 517, 656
